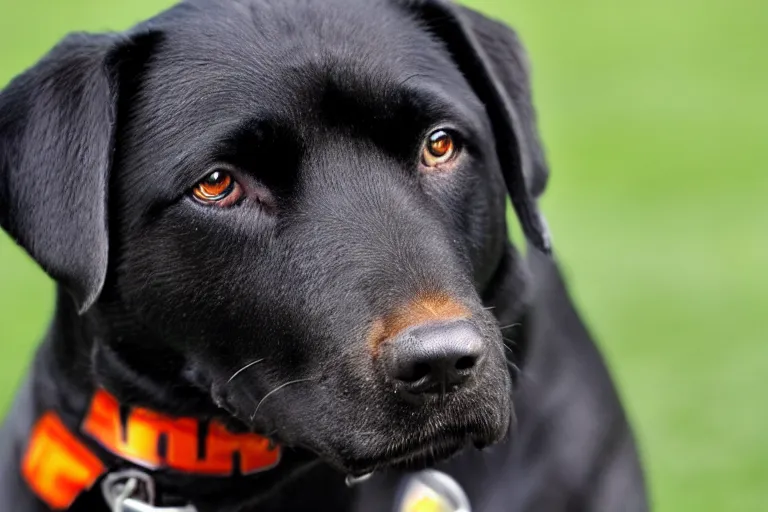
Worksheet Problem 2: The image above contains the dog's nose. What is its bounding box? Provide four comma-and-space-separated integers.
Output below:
382, 320, 485, 394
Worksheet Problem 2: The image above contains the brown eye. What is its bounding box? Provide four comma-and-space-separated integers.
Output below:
422, 130, 459, 168
191, 169, 242, 206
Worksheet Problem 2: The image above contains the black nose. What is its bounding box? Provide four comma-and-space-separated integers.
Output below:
382, 320, 486, 395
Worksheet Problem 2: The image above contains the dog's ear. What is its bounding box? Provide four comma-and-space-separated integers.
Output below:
403, 0, 552, 254
0, 33, 127, 313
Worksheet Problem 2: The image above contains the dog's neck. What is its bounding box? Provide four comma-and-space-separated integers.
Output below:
25, 291, 319, 511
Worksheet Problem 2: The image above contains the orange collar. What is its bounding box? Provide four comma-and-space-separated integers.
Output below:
21, 388, 281, 510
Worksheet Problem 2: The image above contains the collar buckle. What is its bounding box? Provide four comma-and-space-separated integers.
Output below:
101, 469, 197, 512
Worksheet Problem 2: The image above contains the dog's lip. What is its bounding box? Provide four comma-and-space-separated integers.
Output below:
341, 433, 479, 476
335, 404, 511, 476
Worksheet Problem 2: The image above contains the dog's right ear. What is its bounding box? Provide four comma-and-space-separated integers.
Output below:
0, 33, 134, 313
400, 0, 551, 254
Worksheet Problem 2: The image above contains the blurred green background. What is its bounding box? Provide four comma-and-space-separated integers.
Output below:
1, 0, 766, 509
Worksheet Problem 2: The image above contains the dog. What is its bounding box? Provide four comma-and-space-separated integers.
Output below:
0, 0, 648, 510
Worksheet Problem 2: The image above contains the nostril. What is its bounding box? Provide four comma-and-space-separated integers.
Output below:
401, 362, 432, 383
455, 355, 476, 371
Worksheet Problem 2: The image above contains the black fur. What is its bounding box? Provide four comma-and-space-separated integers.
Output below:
0, 0, 647, 510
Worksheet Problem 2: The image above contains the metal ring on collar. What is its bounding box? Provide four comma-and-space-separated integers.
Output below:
101, 469, 198, 512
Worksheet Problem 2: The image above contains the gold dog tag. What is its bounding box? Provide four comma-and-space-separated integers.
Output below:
398, 470, 471, 512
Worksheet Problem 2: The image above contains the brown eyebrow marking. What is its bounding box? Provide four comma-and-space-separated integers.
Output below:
367, 292, 470, 356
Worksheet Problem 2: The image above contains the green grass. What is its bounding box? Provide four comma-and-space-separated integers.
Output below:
1, 0, 766, 510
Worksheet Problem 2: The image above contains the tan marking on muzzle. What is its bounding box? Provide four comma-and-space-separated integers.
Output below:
368, 292, 470, 356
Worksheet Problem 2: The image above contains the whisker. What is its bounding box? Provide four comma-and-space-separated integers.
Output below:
251, 378, 315, 420
502, 336, 517, 346
227, 358, 265, 384
501, 343, 515, 355
499, 323, 521, 331
501, 339, 520, 372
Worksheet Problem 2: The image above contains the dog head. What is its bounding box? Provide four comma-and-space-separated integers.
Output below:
0, 0, 549, 476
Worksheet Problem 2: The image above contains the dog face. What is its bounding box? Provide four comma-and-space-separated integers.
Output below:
0, 0, 549, 475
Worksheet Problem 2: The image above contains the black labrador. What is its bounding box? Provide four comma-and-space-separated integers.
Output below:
0, 0, 648, 510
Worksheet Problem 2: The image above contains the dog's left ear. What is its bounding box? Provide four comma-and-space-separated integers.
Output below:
0, 33, 123, 313
402, 0, 552, 254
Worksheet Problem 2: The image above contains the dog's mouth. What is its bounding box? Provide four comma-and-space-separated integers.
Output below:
342, 434, 479, 478
214, 387, 509, 478
330, 410, 506, 477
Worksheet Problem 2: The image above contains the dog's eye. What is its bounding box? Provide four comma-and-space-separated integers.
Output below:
421, 130, 459, 169
191, 169, 242, 207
